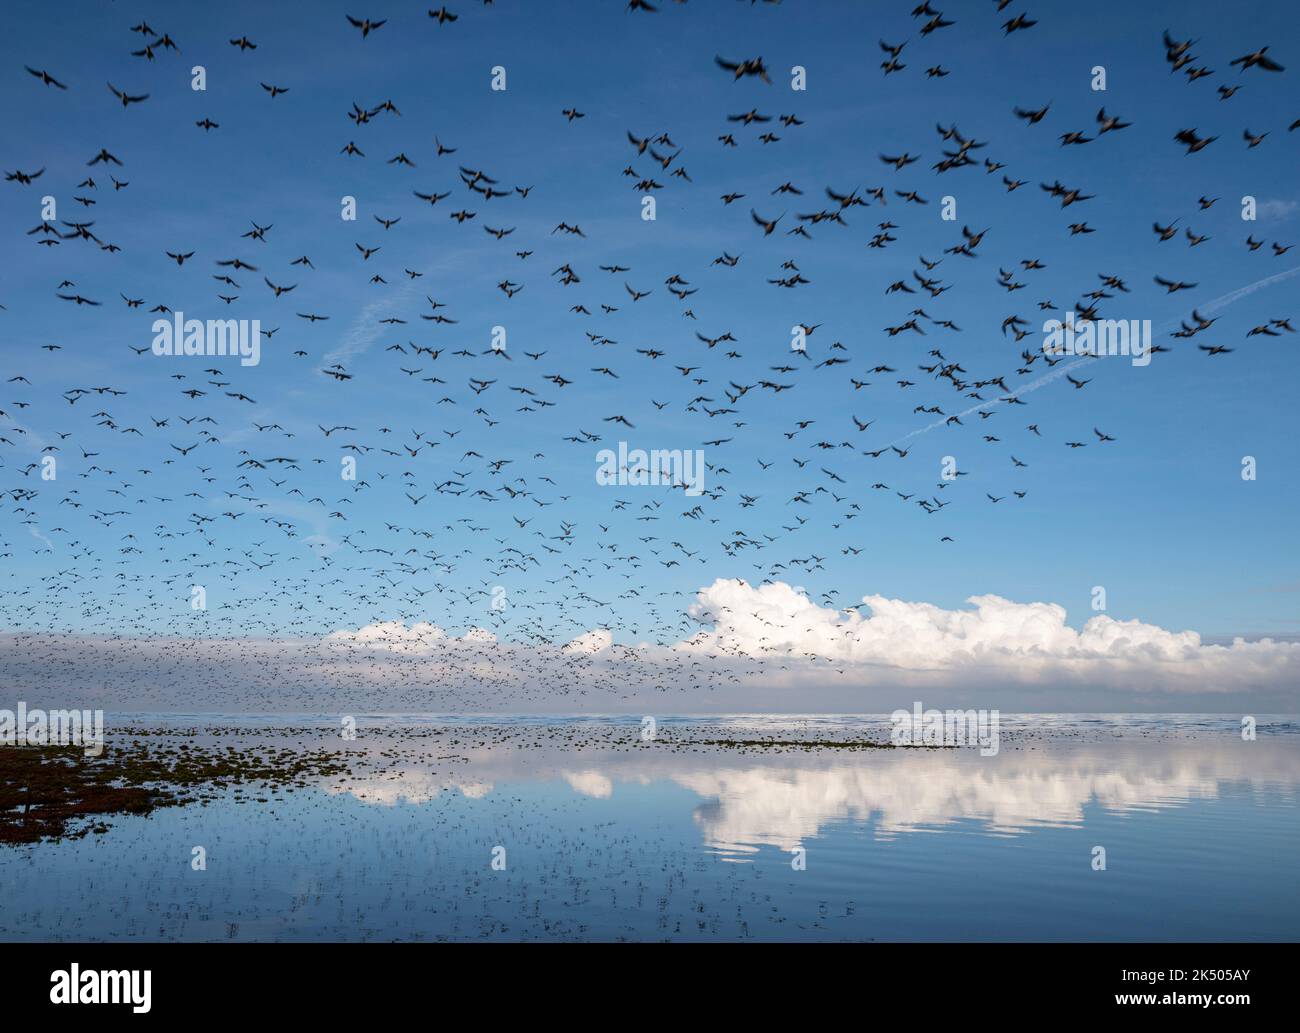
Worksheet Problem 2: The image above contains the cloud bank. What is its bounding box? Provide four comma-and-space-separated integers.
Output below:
677, 579, 1300, 693
1, 579, 1296, 711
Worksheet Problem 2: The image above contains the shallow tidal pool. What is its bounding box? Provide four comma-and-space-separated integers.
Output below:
2, 714, 1297, 941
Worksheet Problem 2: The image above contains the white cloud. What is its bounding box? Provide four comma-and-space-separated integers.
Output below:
325, 620, 448, 652
4, 580, 1298, 710
677, 578, 1300, 692
564, 629, 612, 654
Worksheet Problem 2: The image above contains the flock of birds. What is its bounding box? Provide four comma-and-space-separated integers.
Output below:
1, 3, 1297, 708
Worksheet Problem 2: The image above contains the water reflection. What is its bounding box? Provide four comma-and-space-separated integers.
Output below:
4, 720, 1298, 941
323, 735, 1300, 853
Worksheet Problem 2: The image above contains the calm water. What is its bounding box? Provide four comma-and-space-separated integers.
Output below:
2, 714, 1297, 941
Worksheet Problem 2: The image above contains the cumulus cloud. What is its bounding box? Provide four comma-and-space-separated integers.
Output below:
324, 620, 448, 652
3, 580, 1297, 710
324, 620, 502, 652
678, 578, 1300, 692
564, 629, 613, 654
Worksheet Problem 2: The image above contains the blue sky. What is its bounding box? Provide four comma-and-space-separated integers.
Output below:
1, 0, 1298, 703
